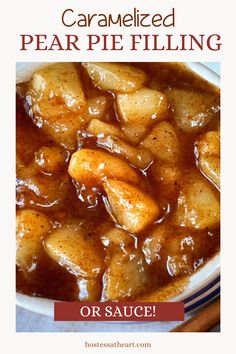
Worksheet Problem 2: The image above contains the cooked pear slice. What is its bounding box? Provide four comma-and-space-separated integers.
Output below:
16, 209, 52, 272
141, 121, 180, 163
82, 62, 147, 93
28, 63, 85, 117
40, 113, 84, 150
195, 131, 220, 189
87, 119, 125, 139
117, 88, 168, 124
173, 171, 220, 229
44, 221, 105, 278
68, 149, 139, 186
96, 135, 153, 170
116, 88, 168, 142
102, 251, 151, 300
103, 179, 159, 233
142, 225, 167, 265
100, 226, 135, 254
166, 88, 220, 132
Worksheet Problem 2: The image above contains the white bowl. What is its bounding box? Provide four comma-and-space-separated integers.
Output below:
16, 62, 220, 317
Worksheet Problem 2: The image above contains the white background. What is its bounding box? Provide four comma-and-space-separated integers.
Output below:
0, 0, 236, 352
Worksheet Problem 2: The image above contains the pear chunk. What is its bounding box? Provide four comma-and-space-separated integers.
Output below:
141, 121, 180, 163
102, 251, 151, 300
173, 171, 220, 229
117, 88, 168, 124
195, 131, 220, 189
96, 135, 153, 170
87, 119, 125, 139
44, 221, 105, 278
68, 149, 139, 186
28, 63, 85, 117
103, 179, 159, 233
82, 62, 147, 93
116, 88, 168, 142
167, 88, 220, 132
16, 209, 52, 272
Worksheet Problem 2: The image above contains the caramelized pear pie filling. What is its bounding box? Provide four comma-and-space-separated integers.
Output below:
16, 62, 220, 301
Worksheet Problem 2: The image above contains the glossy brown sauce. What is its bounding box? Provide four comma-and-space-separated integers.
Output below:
16, 62, 220, 301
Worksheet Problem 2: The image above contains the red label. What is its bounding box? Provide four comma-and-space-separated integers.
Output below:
54, 302, 184, 321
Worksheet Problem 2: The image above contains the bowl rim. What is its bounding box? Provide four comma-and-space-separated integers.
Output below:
16, 253, 220, 317
16, 61, 220, 318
